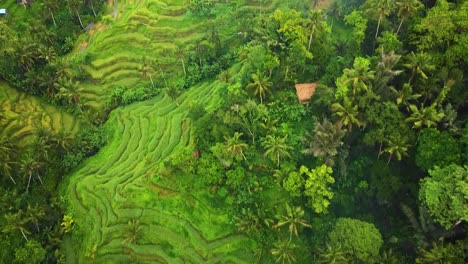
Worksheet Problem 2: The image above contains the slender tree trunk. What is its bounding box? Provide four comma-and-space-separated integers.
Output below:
26, 172, 32, 193
260, 94, 263, 104
49, 8, 57, 27
396, 18, 404, 35
181, 59, 186, 76
307, 28, 315, 51
159, 66, 168, 88
90, 0, 97, 17
377, 141, 383, 159
8, 174, 16, 185
20, 229, 28, 241
375, 15, 382, 39
76, 8, 84, 28
149, 74, 154, 88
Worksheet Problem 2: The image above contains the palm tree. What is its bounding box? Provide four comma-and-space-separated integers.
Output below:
25, 204, 45, 232
19, 151, 45, 193
271, 239, 298, 264
306, 10, 325, 51
38, 45, 56, 63
43, 0, 59, 27
261, 135, 292, 167
273, 204, 311, 242
391, 83, 422, 108
174, 44, 187, 76
331, 98, 364, 131
54, 77, 83, 105
224, 132, 248, 161
343, 58, 375, 95
122, 219, 143, 244
17, 42, 38, 71
381, 138, 410, 164
396, 0, 423, 34
363, 0, 396, 39
67, 0, 84, 28
139, 57, 155, 87
2, 211, 30, 241
316, 243, 349, 264
405, 105, 444, 128
304, 119, 346, 166
403, 52, 435, 83
0, 136, 17, 185
86, 0, 97, 17
246, 71, 272, 104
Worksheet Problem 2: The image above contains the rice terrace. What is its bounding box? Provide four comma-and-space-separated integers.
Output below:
0, 0, 467, 263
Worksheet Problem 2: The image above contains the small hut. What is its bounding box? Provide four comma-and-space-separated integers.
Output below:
0, 9, 7, 16
294, 83, 318, 104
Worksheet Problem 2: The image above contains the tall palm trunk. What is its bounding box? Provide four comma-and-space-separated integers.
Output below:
49, 8, 57, 27
307, 28, 315, 51
181, 59, 186, 76
396, 17, 404, 34
375, 15, 382, 39
20, 228, 28, 241
90, 0, 97, 17
75, 8, 84, 28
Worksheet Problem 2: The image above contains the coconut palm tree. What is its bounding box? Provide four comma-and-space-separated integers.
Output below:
2, 210, 30, 241
246, 70, 272, 104
405, 105, 444, 128
396, 0, 423, 34
273, 204, 311, 242
390, 83, 421, 109
67, 0, 84, 28
261, 135, 292, 167
174, 43, 187, 76
381, 137, 410, 164
25, 204, 45, 232
122, 219, 143, 244
363, 0, 396, 39
139, 57, 155, 87
343, 58, 375, 95
224, 132, 248, 161
304, 119, 346, 166
331, 98, 365, 131
306, 10, 325, 51
43, 0, 59, 27
0, 136, 17, 185
38, 45, 56, 63
271, 239, 298, 264
19, 151, 45, 193
316, 243, 349, 264
54, 77, 83, 105
403, 52, 435, 83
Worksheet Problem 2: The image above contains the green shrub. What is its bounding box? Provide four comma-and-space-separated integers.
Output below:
329, 218, 383, 263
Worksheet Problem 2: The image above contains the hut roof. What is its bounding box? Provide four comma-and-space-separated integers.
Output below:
294, 83, 318, 104
0, 9, 7, 15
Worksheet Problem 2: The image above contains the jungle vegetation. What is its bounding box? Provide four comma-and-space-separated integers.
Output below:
0, 0, 467, 263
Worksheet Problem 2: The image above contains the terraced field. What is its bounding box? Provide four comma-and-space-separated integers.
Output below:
64, 80, 257, 262
71, 0, 285, 112
0, 82, 82, 144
